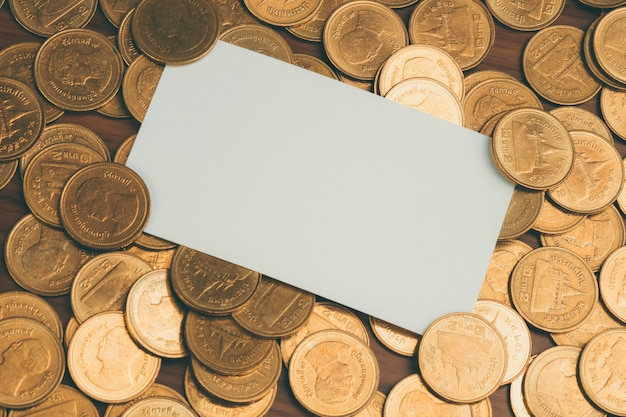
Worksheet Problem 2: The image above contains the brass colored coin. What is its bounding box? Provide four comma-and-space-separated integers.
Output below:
208, 0, 258, 33
353, 391, 385, 417
541, 205, 625, 272
385, 78, 464, 126
408, 0, 495, 71
600, 245, 626, 323
418, 312, 506, 403
117, 9, 141, 66
243, 0, 322, 26
0, 42, 64, 124
122, 244, 176, 269
220, 24, 294, 63
510, 247, 598, 332
119, 397, 197, 417
368, 316, 419, 357
593, 8, 626, 86
600, 87, 626, 141
122, 55, 163, 123
104, 383, 187, 417
498, 187, 544, 240
289, 329, 379, 417
114, 134, 136, 165
464, 70, 516, 95
579, 0, 626, 6
65, 316, 79, 349
383, 373, 471, 417
281, 301, 369, 366
134, 233, 176, 251
323, 0, 407, 81
67, 311, 161, 403
583, 17, 626, 91
0, 77, 44, 161
0, 317, 65, 409
59, 161, 151, 250
478, 239, 533, 307
509, 357, 533, 417
287, 0, 349, 42
0, 160, 17, 190
548, 130, 624, 214
293, 54, 339, 80
0, 291, 63, 341
100, 0, 141, 27
132, 0, 220, 65
5, 214, 92, 296
485, 0, 564, 30
491, 108, 574, 190
8, 384, 98, 417
232, 276, 315, 338
618, 158, 626, 215
125, 269, 188, 358
70, 252, 152, 323
524, 345, 603, 417
170, 246, 260, 315
532, 195, 586, 234
474, 300, 532, 384
8, 0, 97, 37
579, 328, 626, 416
523, 26, 600, 105
34, 29, 124, 111
97, 88, 131, 119
551, 300, 623, 347
191, 342, 281, 403
338, 73, 373, 92
550, 106, 614, 145
470, 398, 492, 417
184, 367, 277, 417
184, 310, 274, 375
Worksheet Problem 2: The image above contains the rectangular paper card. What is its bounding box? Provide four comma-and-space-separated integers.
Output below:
126, 41, 514, 335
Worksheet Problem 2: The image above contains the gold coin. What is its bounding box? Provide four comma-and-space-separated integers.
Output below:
122, 245, 176, 269
593, 8, 626, 86
59, 161, 151, 250
510, 246, 597, 332
34, 29, 124, 111
220, 24, 294, 63
338, 73, 373, 92
0, 77, 44, 161
243, 0, 322, 26
470, 398, 492, 417
5, 214, 93, 296
0, 159, 17, 190
0, 290, 63, 340
485, 0, 564, 30
125, 269, 188, 358
579, 328, 626, 416
600, 87, 626, 141
132, 0, 220, 65
170, 246, 260, 315
122, 55, 163, 123
281, 301, 369, 365
100, 0, 140, 27
524, 345, 603, 417
184, 311, 275, 375
491, 108, 574, 190
551, 300, 624, 347
509, 356, 534, 417
353, 391, 385, 417
8, 384, 98, 417
114, 134, 136, 165
523, 25, 600, 105
64, 316, 79, 349
118, 397, 197, 417
191, 342, 281, 403
549, 106, 614, 145
600, 245, 626, 324
618, 158, 626, 217
134, 233, 176, 251
117, 10, 141, 66
293, 54, 339, 80
104, 383, 187, 417
70, 252, 152, 323
232, 276, 315, 338
184, 367, 277, 417
208, 0, 258, 33
67, 311, 161, 403
368, 316, 419, 357
473, 300, 532, 384
383, 373, 471, 417
532, 194, 586, 234
418, 312, 506, 403
8, 0, 97, 37
289, 329, 379, 417
287, 0, 350, 42
97, 88, 131, 119
464, 70, 516, 95
583, 17, 626, 91
0, 317, 65, 409
547, 130, 623, 214
498, 186, 544, 240
323, 0, 407, 81
408, 0, 495, 71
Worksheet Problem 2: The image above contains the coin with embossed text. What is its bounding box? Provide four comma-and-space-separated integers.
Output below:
244, 0, 322, 26
8, 384, 98, 417
8, 0, 97, 37
103, 383, 186, 417
220, 24, 294, 63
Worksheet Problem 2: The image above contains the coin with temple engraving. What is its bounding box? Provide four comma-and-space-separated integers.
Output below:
8, 0, 97, 37
418, 312, 506, 403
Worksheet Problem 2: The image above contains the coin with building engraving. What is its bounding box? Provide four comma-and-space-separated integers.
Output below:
8, 0, 97, 37
9, 384, 98, 417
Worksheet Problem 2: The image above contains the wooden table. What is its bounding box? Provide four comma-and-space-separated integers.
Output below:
0, 1, 619, 416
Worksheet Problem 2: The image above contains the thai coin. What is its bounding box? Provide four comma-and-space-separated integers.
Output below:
122, 55, 163, 123
8, 0, 97, 37
551, 300, 624, 347
408, 0, 495, 70
583, 17, 626, 91
491, 108, 574, 190
59, 162, 151, 250
550, 106, 614, 144
97, 88, 130, 119
293, 54, 339, 80
134, 233, 176, 250
100, 0, 140, 27
117, 9, 141, 65
0, 291, 63, 340
369, 316, 419, 357
323, 0, 407, 81
207, 0, 258, 33
600, 87, 626, 141
70, 252, 152, 323
132, 0, 219, 65
0, 318, 65, 409
0, 160, 17, 190
548, 130, 623, 214
523, 25, 600, 105
470, 398, 492, 417
541, 205, 625, 272
579, 0, 626, 7
34, 29, 124, 111
8, 384, 98, 417
289, 329, 379, 417
243, 0, 322, 26
338, 73, 373, 91
119, 397, 196, 417
5, 214, 92, 296
170, 246, 260, 315
532, 195, 586, 234
64, 316, 79, 349
464, 70, 516, 95
485, 0, 564, 30
0, 42, 64, 123
510, 247, 597, 332
104, 383, 186, 417
184, 311, 274, 375
67, 311, 161, 403
617, 159, 626, 215
509, 356, 534, 417
524, 345, 603, 417
353, 391, 385, 417
599, 245, 626, 323
593, 8, 626, 86
498, 187, 544, 240
418, 312, 506, 403
114, 134, 136, 164
232, 276, 315, 338
219, 24, 294, 63
287, 0, 349, 42
281, 302, 369, 366
0, 77, 44, 161
122, 245, 176, 269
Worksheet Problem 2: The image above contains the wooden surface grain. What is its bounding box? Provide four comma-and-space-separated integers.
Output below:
0, 1, 621, 416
